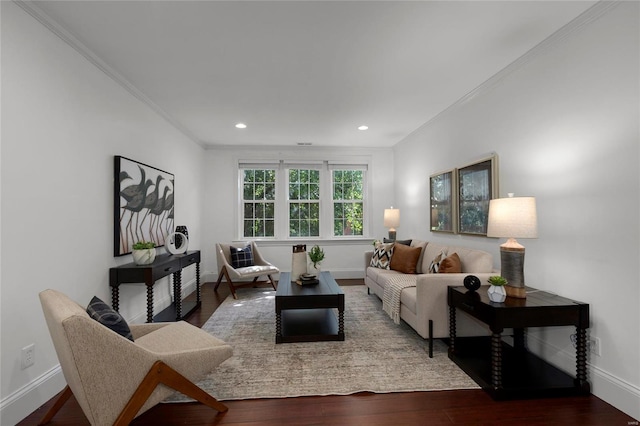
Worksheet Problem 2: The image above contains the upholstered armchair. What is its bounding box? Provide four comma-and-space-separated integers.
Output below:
38, 289, 232, 426
214, 242, 279, 299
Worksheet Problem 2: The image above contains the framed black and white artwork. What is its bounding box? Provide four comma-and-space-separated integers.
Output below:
114, 156, 174, 256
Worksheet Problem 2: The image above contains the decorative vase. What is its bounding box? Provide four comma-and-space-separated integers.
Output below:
132, 248, 156, 265
308, 262, 321, 275
487, 285, 507, 302
175, 225, 189, 248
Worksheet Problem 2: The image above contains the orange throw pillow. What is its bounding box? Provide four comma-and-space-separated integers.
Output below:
439, 252, 462, 273
389, 243, 422, 274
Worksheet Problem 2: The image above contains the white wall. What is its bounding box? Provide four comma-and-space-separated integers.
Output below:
202, 145, 395, 281
0, 3, 206, 424
393, 2, 639, 419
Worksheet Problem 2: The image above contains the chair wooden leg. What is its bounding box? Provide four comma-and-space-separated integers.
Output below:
214, 266, 226, 291
215, 267, 239, 299
267, 275, 277, 291
114, 361, 228, 426
38, 385, 73, 425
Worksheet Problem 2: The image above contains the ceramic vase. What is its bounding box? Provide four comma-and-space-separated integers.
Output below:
487, 285, 507, 302
132, 248, 156, 265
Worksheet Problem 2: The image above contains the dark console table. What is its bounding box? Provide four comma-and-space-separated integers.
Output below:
110, 250, 201, 323
448, 285, 590, 400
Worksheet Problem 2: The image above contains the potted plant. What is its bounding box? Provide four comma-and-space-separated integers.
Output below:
487, 275, 507, 302
308, 245, 325, 273
132, 241, 156, 265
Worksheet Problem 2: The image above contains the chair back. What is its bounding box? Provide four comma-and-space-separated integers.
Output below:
217, 241, 270, 269
39, 289, 96, 424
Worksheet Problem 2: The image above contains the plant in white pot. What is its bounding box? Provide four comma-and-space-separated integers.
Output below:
308, 245, 325, 274
487, 275, 507, 302
132, 241, 157, 265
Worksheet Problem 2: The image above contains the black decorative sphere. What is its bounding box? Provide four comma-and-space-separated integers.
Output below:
464, 275, 481, 291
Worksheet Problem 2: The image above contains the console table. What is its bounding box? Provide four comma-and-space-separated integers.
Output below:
109, 250, 201, 322
448, 285, 590, 400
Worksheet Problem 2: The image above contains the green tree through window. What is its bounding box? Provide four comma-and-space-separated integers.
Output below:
242, 169, 276, 237
289, 169, 320, 237
333, 170, 364, 236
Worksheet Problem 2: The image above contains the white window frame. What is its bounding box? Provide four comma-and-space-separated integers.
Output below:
237, 159, 370, 241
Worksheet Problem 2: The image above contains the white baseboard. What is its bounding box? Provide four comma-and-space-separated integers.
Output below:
527, 334, 640, 420
1, 279, 199, 424
0, 364, 66, 426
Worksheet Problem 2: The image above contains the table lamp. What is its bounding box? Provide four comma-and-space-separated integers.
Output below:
486, 194, 537, 298
383, 207, 400, 241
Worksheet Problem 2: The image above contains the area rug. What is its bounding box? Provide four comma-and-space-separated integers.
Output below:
165, 286, 478, 402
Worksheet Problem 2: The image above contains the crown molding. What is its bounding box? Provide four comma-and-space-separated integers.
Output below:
400, 0, 622, 145
14, 0, 206, 148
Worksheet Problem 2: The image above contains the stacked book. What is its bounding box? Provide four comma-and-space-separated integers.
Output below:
296, 273, 319, 286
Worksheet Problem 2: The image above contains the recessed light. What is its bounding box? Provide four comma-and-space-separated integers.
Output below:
235, 123, 247, 129
358, 125, 369, 131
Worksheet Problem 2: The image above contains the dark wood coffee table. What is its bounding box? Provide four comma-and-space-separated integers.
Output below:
275, 271, 344, 343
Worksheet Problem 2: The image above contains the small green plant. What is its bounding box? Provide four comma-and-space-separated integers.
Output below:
133, 241, 156, 250
308, 245, 325, 268
488, 276, 507, 286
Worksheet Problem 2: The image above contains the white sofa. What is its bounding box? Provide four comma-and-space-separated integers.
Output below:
365, 239, 496, 341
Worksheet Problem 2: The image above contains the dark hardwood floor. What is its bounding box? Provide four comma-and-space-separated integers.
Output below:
20, 281, 636, 426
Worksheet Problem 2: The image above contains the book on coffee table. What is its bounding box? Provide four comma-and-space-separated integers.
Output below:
296, 274, 319, 285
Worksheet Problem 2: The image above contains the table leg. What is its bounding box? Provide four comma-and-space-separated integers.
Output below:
448, 306, 457, 354
146, 284, 154, 323
338, 308, 345, 339
196, 262, 201, 303
111, 285, 120, 312
173, 271, 182, 321
276, 311, 282, 343
575, 326, 590, 392
491, 332, 503, 390
513, 328, 526, 352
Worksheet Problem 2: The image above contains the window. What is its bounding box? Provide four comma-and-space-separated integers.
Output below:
332, 170, 364, 236
239, 160, 368, 239
288, 168, 320, 237
242, 168, 276, 238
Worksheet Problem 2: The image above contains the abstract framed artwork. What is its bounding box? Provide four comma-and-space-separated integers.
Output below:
114, 156, 174, 256
457, 155, 499, 236
429, 170, 455, 233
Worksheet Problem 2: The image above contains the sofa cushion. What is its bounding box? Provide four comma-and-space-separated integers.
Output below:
370, 242, 394, 269
410, 240, 428, 273
439, 252, 462, 273
422, 242, 493, 273
428, 249, 448, 273
390, 243, 422, 274
231, 244, 254, 268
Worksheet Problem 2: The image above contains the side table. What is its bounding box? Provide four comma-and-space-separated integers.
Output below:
110, 250, 201, 322
448, 285, 590, 400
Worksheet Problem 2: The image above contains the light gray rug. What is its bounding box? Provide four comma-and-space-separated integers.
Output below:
166, 286, 478, 402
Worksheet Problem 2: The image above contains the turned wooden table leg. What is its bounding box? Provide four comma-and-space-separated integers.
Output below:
575, 326, 590, 392
448, 306, 457, 354
491, 332, 503, 390
146, 284, 154, 323
275, 311, 282, 343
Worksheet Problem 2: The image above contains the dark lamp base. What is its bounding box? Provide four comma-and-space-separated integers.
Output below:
500, 246, 527, 299
505, 285, 527, 299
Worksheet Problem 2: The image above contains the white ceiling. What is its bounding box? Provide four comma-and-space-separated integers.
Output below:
30, 0, 596, 148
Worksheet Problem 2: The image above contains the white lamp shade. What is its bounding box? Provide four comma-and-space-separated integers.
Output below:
487, 197, 538, 239
383, 208, 400, 229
